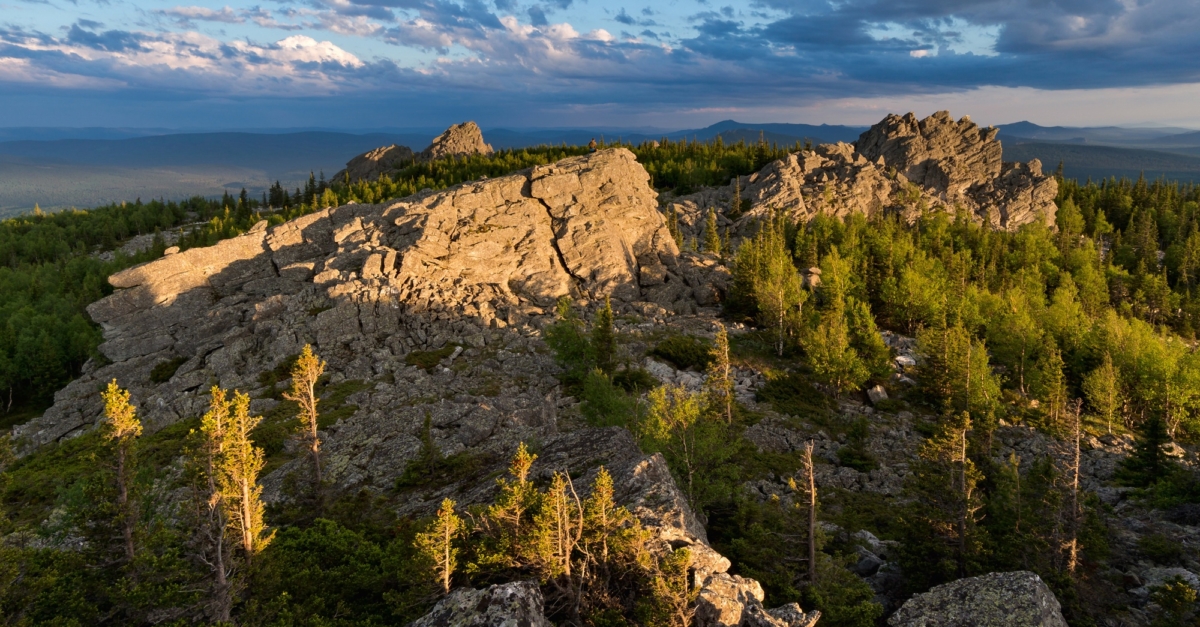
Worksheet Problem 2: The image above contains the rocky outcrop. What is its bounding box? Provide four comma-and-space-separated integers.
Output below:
337, 145, 416, 183
13, 148, 705, 455
335, 122, 494, 182
408, 581, 551, 627
856, 111, 1057, 229
888, 571, 1068, 627
664, 111, 1057, 244
420, 121, 493, 161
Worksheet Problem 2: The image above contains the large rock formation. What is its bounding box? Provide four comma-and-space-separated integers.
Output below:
337, 145, 416, 183
14, 148, 708, 455
665, 111, 1057, 244
420, 121, 493, 161
888, 571, 1068, 627
334, 121, 494, 182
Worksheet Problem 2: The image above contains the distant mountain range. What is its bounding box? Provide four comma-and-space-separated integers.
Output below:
1, 119, 1197, 216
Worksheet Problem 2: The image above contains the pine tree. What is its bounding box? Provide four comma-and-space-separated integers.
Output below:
220, 391, 273, 558
704, 323, 734, 423
283, 345, 327, 489
415, 498, 462, 594
804, 307, 869, 396
1118, 412, 1172, 487
101, 379, 142, 562
703, 208, 721, 255
592, 296, 616, 376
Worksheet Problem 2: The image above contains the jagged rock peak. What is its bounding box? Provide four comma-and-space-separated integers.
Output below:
334, 121, 494, 183
664, 110, 1057, 239
421, 121, 494, 161
888, 571, 1068, 627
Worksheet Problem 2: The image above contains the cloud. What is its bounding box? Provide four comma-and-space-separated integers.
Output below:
156, 5, 245, 27
2, 0, 1200, 128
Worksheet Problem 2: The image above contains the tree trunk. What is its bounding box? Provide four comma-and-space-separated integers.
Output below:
957, 428, 968, 578
1065, 401, 1081, 575
241, 477, 254, 557
804, 441, 817, 586
117, 444, 135, 562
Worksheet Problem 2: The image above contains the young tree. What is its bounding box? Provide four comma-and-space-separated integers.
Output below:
192, 386, 235, 623
479, 442, 541, 568
645, 385, 705, 507
804, 307, 870, 397
703, 208, 721, 256
704, 323, 734, 423
101, 379, 142, 563
533, 473, 586, 622
283, 345, 327, 488
592, 296, 616, 376
1083, 352, 1122, 434
415, 498, 462, 594
220, 391, 273, 558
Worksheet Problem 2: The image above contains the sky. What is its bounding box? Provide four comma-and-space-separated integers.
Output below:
1, 0, 1199, 130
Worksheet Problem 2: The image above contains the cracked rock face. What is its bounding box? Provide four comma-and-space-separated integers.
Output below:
14, 148, 704, 454
888, 571, 1068, 627
665, 111, 1057, 244
408, 581, 552, 627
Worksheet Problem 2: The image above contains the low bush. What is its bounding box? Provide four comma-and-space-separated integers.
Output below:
649, 335, 713, 371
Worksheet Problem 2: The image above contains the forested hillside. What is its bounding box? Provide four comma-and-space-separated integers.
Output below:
1, 138, 1198, 626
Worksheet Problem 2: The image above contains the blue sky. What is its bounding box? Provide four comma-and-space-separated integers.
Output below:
1, 0, 1199, 129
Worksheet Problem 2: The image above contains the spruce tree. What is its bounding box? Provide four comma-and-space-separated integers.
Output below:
1118, 412, 1172, 487
592, 296, 616, 376
703, 208, 721, 255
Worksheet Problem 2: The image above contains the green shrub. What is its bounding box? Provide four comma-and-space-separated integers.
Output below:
836, 418, 878, 473
580, 370, 637, 427
613, 368, 658, 393
149, 357, 187, 383
404, 344, 459, 372
1139, 533, 1183, 564
755, 371, 832, 421
649, 335, 713, 371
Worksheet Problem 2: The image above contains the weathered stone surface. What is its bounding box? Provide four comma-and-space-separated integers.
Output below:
408, 581, 551, 627
15, 148, 688, 454
665, 111, 1057, 243
421, 121, 494, 161
888, 571, 1068, 627
335, 144, 416, 183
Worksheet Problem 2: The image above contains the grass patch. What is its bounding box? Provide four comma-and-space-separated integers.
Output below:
649, 334, 713, 371
405, 344, 459, 372
149, 357, 188, 384
0, 402, 50, 432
